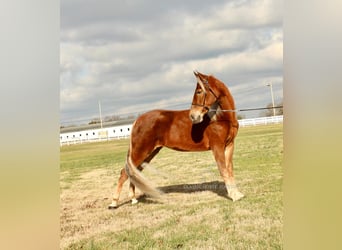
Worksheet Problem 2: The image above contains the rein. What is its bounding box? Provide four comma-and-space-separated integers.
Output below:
209, 106, 284, 113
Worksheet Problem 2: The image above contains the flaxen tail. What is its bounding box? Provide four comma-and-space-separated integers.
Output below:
125, 147, 162, 198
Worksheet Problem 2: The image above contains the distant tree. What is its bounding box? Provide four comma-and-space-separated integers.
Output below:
260, 101, 283, 117
127, 114, 137, 120
88, 118, 100, 125
104, 115, 121, 122
276, 101, 283, 115
237, 113, 245, 120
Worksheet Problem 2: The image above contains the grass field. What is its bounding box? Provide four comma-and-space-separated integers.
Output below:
60, 124, 283, 249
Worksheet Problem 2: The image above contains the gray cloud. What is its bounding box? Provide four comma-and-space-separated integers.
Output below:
60, 0, 283, 125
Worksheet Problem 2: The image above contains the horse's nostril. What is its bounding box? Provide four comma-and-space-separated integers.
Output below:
190, 113, 197, 121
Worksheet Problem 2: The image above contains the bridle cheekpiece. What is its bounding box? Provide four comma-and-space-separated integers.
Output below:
191, 77, 219, 111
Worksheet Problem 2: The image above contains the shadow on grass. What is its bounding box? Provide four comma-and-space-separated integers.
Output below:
159, 180, 228, 198
111, 181, 228, 209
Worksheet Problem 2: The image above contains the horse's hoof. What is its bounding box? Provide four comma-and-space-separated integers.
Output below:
131, 198, 138, 205
227, 188, 244, 202
230, 191, 244, 202
108, 201, 118, 209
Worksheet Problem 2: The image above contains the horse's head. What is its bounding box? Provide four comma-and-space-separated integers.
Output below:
189, 71, 219, 124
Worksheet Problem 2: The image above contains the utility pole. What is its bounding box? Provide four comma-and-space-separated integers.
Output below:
266, 83, 276, 116
98, 100, 103, 129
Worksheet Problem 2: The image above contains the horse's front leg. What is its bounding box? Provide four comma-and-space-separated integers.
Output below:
212, 143, 244, 202
224, 142, 244, 201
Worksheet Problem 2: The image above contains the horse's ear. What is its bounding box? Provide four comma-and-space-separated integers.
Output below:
193, 71, 207, 82
195, 73, 207, 93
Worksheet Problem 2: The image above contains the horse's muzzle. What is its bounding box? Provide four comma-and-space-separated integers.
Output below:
189, 112, 203, 124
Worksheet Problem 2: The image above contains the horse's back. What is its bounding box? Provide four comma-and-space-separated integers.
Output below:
131, 109, 193, 145
132, 109, 213, 151
133, 109, 189, 129
132, 109, 188, 139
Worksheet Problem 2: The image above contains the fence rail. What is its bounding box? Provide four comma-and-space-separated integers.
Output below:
60, 115, 283, 146
238, 115, 283, 127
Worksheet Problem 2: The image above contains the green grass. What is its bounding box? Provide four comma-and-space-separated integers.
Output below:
60, 124, 283, 249
60, 139, 128, 183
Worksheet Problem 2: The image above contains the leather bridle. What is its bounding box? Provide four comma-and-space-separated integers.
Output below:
191, 79, 219, 111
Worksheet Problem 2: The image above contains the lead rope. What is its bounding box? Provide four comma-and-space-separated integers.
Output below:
209, 106, 283, 113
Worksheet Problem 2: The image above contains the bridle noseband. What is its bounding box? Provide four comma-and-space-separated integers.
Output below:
191, 79, 219, 111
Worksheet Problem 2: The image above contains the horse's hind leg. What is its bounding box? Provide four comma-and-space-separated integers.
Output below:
109, 146, 162, 208
128, 165, 143, 205
108, 168, 128, 209
144, 146, 162, 163
129, 182, 138, 205
127, 146, 162, 204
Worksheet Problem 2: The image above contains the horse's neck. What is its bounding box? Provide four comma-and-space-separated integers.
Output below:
217, 83, 235, 110
215, 86, 238, 124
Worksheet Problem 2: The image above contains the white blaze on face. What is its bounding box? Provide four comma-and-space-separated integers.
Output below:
196, 75, 207, 94
189, 73, 207, 124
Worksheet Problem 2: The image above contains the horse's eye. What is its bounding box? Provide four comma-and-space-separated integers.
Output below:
196, 89, 202, 94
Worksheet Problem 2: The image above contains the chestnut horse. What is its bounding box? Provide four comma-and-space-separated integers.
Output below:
108, 71, 244, 208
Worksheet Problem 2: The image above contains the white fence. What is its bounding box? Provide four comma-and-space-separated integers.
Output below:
60, 124, 132, 146
238, 115, 283, 127
60, 115, 283, 146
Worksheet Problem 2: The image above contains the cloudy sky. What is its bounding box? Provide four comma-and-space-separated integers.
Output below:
60, 0, 283, 126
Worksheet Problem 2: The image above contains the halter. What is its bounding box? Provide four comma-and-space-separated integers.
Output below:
191, 78, 219, 111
